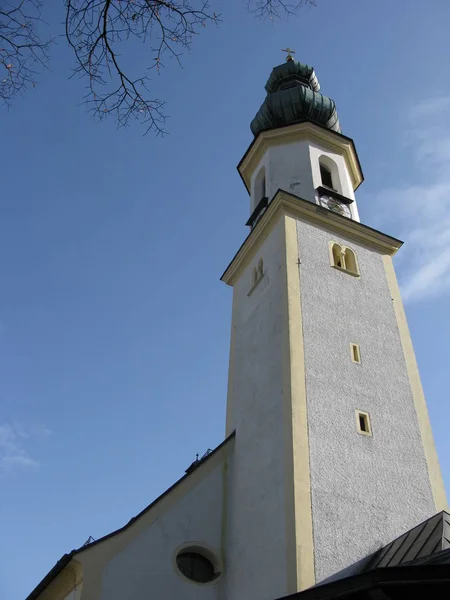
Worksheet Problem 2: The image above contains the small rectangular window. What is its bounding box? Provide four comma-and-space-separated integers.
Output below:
351, 343, 361, 364
356, 410, 372, 436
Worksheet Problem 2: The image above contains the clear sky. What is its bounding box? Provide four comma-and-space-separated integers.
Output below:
2, 1, 450, 598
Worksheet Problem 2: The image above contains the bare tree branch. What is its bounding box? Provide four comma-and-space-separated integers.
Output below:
65, 0, 220, 134
0, 0, 51, 104
247, 0, 316, 20
2, 0, 316, 133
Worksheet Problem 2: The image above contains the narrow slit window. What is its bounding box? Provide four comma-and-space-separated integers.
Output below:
351, 343, 361, 364
257, 258, 264, 279
359, 414, 366, 431
252, 267, 258, 286
356, 410, 372, 436
249, 258, 264, 295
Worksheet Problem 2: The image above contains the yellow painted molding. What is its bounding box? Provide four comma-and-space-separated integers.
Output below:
238, 122, 363, 194
282, 216, 315, 592
37, 560, 83, 600
221, 191, 402, 288
382, 255, 448, 511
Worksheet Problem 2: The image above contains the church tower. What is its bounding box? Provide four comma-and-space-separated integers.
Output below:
221, 55, 447, 600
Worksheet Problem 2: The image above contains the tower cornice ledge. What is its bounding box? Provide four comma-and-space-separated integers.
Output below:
238, 122, 364, 195
221, 190, 403, 286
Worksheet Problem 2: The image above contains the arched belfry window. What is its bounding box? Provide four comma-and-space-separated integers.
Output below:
331, 243, 343, 269
320, 164, 334, 189
344, 248, 358, 275
329, 242, 360, 276
319, 156, 341, 193
254, 166, 266, 206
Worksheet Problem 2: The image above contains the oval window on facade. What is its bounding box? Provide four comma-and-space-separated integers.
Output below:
176, 548, 220, 583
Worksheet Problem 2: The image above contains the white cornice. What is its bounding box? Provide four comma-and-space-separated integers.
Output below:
221, 191, 402, 286
238, 122, 364, 195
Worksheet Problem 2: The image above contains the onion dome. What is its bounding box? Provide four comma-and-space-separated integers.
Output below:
250, 58, 341, 137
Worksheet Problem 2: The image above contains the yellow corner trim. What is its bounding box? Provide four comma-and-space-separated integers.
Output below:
382, 255, 448, 511
282, 215, 315, 592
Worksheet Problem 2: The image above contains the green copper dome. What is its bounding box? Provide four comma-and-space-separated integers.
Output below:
250, 59, 341, 136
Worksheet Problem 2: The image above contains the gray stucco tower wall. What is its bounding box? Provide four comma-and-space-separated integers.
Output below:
295, 220, 436, 581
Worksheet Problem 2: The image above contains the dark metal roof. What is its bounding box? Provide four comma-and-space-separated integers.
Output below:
277, 565, 450, 600
24, 553, 74, 600
264, 61, 321, 94
250, 60, 340, 137
364, 511, 450, 571
277, 512, 450, 600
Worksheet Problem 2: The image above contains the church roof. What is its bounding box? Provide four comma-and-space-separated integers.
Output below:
25, 431, 235, 600
363, 510, 450, 571
277, 564, 450, 599
277, 512, 450, 600
250, 59, 340, 137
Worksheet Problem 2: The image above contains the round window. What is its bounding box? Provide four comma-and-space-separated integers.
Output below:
176, 548, 220, 583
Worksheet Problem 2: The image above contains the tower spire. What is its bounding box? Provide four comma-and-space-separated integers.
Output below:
250, 58, 340, 137
281, 47, 296, 61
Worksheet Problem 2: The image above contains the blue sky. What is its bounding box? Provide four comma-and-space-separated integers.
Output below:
1, 0, 450, 598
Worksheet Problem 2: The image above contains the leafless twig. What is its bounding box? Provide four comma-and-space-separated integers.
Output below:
1, 0, 317, 133
65, 0, 220, 134
247, 0, 316, 20
0, 0, 51, 104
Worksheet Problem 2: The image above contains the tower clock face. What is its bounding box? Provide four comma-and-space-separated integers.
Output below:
319, 195, 351, 218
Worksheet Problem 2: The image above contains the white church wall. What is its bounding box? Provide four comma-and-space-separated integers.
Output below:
266, 142, 315, 204
226, 217, 290, 600
249, 141, 315, 211
295, 218, 436, 582
249, 140, 360, 223
93, 457, 229, 600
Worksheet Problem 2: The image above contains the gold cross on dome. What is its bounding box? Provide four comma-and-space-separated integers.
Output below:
281, 47, 296, 61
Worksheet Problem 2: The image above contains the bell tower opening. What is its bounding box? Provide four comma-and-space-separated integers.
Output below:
318, 154, 342, 194
320, 164, 333, 189
253, 166, 266, 208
